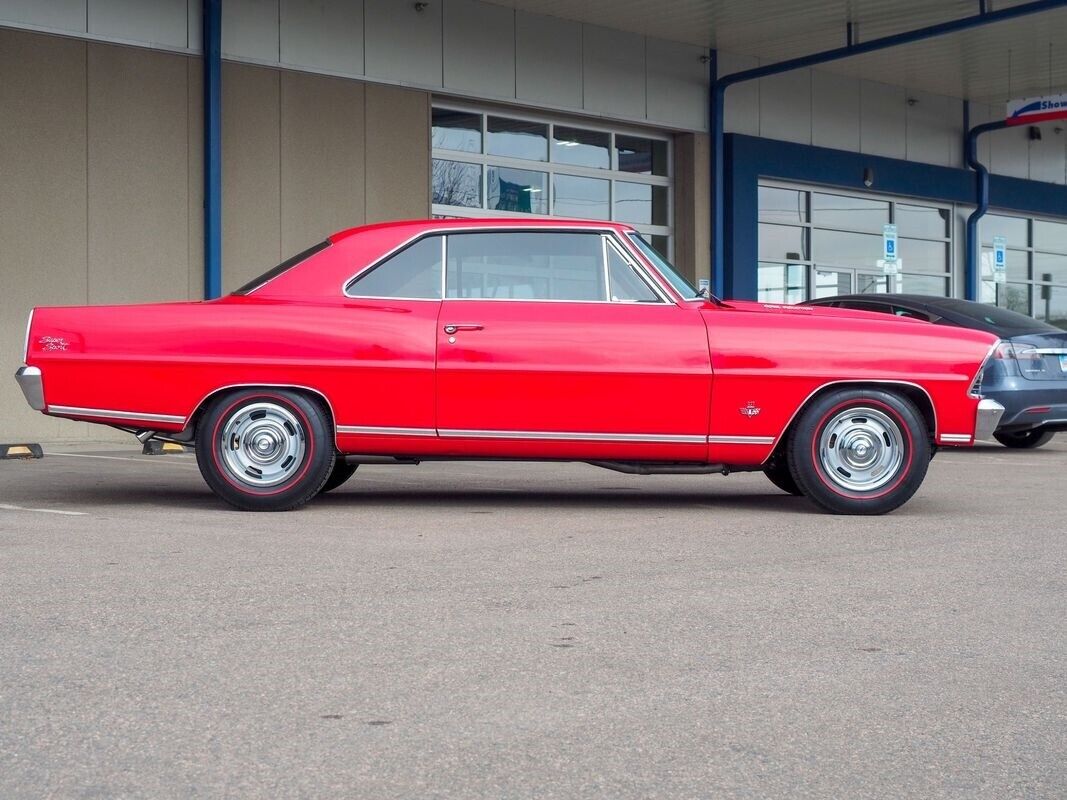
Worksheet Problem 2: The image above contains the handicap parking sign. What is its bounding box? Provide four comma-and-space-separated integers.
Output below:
883, 224, 898, 263
993, 235, 1007, 284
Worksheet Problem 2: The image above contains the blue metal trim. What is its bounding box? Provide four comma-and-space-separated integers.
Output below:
965, 119, 1010, 301
711, 0, 1067, 297
203, 0, 222, 300
725, 133, 1067, 300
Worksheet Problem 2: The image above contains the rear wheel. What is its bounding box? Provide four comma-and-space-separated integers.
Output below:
993, 429, 1055, 449
195, 389, 334, 511
320, 460, 358, 493
787, 388, 929, 515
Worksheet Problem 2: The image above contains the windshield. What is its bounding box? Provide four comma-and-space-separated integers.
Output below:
933, 299, 1062, 335
628, 233, 702, 299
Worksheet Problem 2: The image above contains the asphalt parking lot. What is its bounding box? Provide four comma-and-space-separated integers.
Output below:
1, 440, 1065, 799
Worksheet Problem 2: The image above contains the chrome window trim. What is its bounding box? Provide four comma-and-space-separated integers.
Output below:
603, 235, 669, 304
48, 405, 186, 424
342, 224, 624, 300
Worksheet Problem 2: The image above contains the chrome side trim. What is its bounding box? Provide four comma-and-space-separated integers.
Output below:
14, 366, 44, 411
439, 429, 706, 444
939, 433, 973, 443
23, 309, 34, 361
773, 380, 939, 443
1031, 348, 1067, 355
48, 405, 185, 424
707, 435, 776, 445
975, 398, 1006, 441
337, 425, 437, 437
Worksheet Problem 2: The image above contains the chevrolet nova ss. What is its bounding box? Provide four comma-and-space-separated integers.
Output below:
15, 219, 1004, 514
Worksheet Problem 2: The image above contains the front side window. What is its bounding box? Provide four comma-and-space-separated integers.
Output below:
628, 233, 700, 299
606, 243, 659, 302
446, 232, 604, 301
347, 236, 442, 299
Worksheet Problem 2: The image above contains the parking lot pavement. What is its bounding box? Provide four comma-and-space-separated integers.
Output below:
1, 441, 1065, 799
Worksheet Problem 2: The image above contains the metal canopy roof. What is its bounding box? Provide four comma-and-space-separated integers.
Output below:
491, 0, 1067, 104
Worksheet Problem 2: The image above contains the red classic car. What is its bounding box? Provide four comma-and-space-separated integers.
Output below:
15, 218, 1004, 514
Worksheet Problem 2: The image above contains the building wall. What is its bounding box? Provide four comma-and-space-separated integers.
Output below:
0, 0, 710, 132
0, 28, 429, 442
719, 52, 1067, 183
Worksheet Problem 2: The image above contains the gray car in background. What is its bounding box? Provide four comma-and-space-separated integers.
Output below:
803, 294, 1067, 449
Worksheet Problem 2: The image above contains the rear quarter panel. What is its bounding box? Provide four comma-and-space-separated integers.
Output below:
702, 304, 997, 463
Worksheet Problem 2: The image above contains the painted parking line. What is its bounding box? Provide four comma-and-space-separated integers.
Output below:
0, 502, 86, 517
44, 451, 198, 469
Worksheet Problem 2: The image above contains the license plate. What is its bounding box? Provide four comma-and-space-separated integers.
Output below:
1061, 355, 1067, 372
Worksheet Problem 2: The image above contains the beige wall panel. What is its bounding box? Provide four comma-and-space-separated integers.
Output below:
364, 83, 430, 224
87, 43, 190, 305
280, 71, 366, 256
672, 132, 709, 286
187, 58, 204, 300
0, 29, 89, 442
222, 62, 281, 292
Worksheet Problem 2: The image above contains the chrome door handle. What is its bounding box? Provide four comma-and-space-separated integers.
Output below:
443, 324, 484, 334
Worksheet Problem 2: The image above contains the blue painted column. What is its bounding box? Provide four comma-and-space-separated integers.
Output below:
203, 0, 222, 299
964, 119, 1009, 302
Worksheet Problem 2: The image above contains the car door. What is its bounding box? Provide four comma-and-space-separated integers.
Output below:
435, 229, 712, 460
337, 234, 443, 448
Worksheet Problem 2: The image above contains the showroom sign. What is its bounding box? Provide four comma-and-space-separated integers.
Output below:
1006, 93, 1067, 125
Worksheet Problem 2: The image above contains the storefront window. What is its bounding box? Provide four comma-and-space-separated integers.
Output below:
433, 106, 671, 257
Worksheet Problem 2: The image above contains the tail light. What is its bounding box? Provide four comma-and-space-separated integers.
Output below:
969, 340, 1000, 398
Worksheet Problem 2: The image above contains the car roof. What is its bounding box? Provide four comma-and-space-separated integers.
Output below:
806, 293, 939, 309
329, 217, 636, 243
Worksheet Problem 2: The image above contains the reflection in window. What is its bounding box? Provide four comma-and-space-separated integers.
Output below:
1039, 285, 1067, 329
616, 135, 668, 176
487, 117, 548, 161
981, 214, 1028, 247
813, 268, 852, 298
614, 182, 667, 225
347, 236, 442, 299
897, 238, 949, 274
553, 175, 609, 220
812, 192, 889, 233
759, 223, 808, 262
982, 247, 1029, 282
1034, 220, 1067, 253
446, 232, 604, 301
431, 109, 481, 153
552, 126, 610, 169
487, 167, 547, 214
606, 244, 658, 302
900, 274, 949, 296
896, 204, 948, 239
432, 159, 482, 208
1033, 252, 1067, 285
759, 187, 807, 224
812, 229, 881, 269
758, 262, 805, 303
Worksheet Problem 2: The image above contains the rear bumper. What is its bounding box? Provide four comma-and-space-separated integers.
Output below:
14, 365, 44, 411
982, 386, 1067, 432
974, 398, 1005, 441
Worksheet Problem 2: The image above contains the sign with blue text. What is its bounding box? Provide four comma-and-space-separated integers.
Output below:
992, 235, 1007, 284
879, 224, 896, 264
1006, 93, 1067, 125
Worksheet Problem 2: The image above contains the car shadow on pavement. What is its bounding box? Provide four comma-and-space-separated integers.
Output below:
45, 484, 817, 514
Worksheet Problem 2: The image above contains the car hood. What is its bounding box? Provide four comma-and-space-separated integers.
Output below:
720, 299, 927, 324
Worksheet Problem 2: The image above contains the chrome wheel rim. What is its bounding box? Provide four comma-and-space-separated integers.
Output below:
818, 406, 905, 493
219, 402, 306, 488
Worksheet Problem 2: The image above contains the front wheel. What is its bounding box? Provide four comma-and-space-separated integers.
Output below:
195, 389, 335, 511
787, 389, 930, 515
993, 429, 1055, 449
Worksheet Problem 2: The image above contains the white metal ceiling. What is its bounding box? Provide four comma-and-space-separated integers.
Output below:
490, 0, 1067, 104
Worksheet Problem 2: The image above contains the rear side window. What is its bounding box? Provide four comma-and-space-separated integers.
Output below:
445, 232, 605, 301
347, 236, 443, 299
